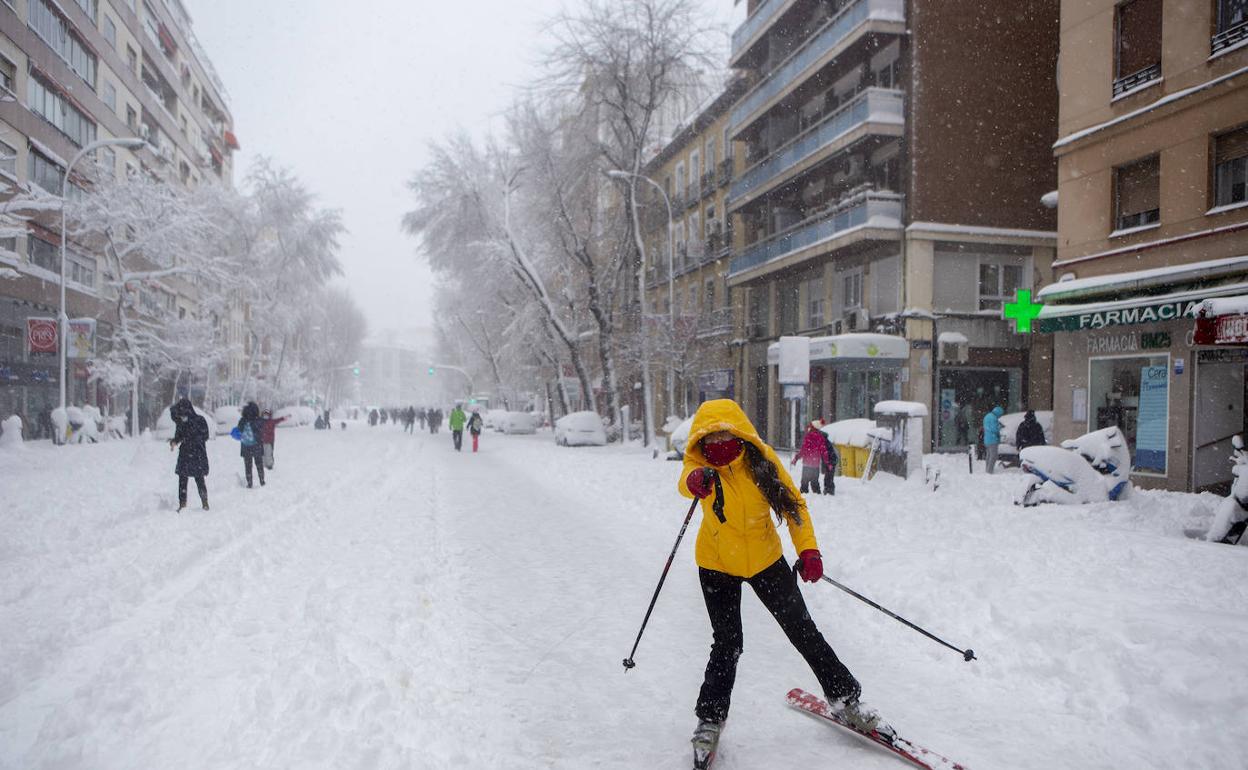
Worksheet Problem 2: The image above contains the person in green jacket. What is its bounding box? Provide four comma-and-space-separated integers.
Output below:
448, 404, 467, 451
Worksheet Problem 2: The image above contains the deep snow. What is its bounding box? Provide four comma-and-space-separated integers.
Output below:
1, 425, 1246, 769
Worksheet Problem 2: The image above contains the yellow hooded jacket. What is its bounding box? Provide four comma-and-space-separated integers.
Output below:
678, 399, 818, 578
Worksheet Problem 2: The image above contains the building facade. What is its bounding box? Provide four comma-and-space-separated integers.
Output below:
1037, 0, 1248, 492
0, 0, 238, 436
726, 0, 1059, 448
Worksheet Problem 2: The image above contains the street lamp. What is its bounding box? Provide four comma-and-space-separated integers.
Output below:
607, 168, 675, 444
58, 136, 148, 419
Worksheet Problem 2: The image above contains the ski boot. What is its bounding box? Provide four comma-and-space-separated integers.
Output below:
827, 696, 894, 740
691, 719, 724, 769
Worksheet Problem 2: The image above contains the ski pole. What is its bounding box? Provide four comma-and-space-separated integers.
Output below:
623, 495, 701, 672
813, 573, 976, 662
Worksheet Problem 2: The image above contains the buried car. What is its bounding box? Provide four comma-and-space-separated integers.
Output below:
554, 411, 607, 446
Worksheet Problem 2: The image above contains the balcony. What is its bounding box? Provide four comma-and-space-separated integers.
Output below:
717, 159, 734, 186
730, 0, 905, 134
730, 0, 793, 65
1212, 20, 1248, 56
729, 190, 902, 278
729, 88, 903, 208
1112, 62, 1161, 99
696, 308, 735, 339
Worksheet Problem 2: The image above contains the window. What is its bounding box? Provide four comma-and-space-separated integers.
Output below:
1115, 155, 1161, 230
806, 275, 824, 329
689, 211, 701, 242
1214, 0, 1248, 54
1214, 127, 1248, 208
102, 80, 117, 112
871, 40, 900, 89
689, 149, 700, 196
748, 286, 769, 338
28, 235, 58, 272
28, 147, 64, 193
28, 74, 97, 146
978, 262, 1025, 311
0, 56, 14, 95
1089, 355, 1169, 474
0, 139, 16, 175
103, 14, 117, 49
28, 0, 97, 86
843, 270, 863, 311
704, 137, 716, 170
98, 145, 115, 178
126, 105, 138, 132
1114, 0, 1161, 97
705, 279, 715, 311
74, 0, 95, 19
67, 249, 95, 287
778, 281, 798, 334
127, 45, 138, 75
674, 161, 685, 197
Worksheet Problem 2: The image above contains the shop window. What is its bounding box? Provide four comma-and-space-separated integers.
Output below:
1088, 355, 1169, 474
836, 369, 898, 422
1213, 126, 1248, 208
1115, 155, 1160, 231
1114, 0, 1162, 97
978, 262, 1024, 311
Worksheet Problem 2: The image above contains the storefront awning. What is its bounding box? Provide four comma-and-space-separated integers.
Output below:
766, 333, 908, 366
1037, 255, 1248, 304
1035, 281, 1248, 333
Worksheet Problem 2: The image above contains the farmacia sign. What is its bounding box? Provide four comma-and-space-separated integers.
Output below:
1036, 299, 1202, 333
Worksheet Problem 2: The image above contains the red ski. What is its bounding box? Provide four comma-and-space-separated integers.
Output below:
786, 688, 970, 770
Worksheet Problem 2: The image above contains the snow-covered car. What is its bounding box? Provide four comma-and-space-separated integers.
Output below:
668, 416, 694, 456
275, 405, 315, 427
997, 411, 1054, 466
213, 405, 241, 435
154, 403, 214, 440
499, 411, 538, 434
554, 411, 607, 447
484, 409, 509, 431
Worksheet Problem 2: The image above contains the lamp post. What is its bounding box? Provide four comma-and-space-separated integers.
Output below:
58, 136, 148, 421
607, 169, 676, 428
429, 363, 475, 399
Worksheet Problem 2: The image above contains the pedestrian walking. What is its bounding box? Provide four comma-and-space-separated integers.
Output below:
259, 408, 288, 470
236, 402, 266, 488
418, 408, 427, 431
466, 408, 484, 452
169, 398, 209, 511
679, 400, 881, 763
369, 409, 379, 427
404, 406, 416, 434
1015, 409, 1046, 451
448, 403, 466, 451
982, 405, 1004, 474
789, 419, 829, 494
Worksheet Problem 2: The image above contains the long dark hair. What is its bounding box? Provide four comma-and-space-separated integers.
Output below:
742, 441, 802, 527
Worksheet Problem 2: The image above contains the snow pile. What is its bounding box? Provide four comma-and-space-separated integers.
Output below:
213, 405, 241, 435
0, 415, 22, 448
873, 400, 928, 417
275, 405, 315, 427
823, 418, 877, 447
668, 415, 694, 454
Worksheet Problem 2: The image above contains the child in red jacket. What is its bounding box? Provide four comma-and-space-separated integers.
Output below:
790, 419, 829, 494
260, 409, 288, 470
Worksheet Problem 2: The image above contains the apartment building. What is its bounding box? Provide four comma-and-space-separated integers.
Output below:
0, 0, 238, 436
726, 0, 1059, 448
641, 78, 747, 420
1036, 0, 1248, 492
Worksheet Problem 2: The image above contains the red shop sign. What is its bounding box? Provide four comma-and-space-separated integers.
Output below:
1217, 314, 1248, 344
27, 318, 57, 354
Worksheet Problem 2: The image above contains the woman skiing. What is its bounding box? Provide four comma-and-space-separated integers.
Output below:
679, 399, 880, 767
169, 398, 209, 511
236, 402, 265, 488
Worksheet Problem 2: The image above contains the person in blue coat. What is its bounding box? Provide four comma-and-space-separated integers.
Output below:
982, 405, 1004, 474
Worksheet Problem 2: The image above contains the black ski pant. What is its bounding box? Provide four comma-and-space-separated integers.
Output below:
452, 429, 463, 450
243, 453, 265, 487
799, 465, 821, 494
178, 474, 207, 507
696, 557, 858, 723
822, 468, 836, 495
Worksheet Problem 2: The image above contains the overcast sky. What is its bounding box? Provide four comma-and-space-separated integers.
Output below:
185, 0, 740, 348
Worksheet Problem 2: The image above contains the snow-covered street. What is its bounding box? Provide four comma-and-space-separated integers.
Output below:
2, 426, 1247, 769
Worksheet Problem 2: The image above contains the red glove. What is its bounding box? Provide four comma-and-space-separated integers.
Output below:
796, 549, 823, 582
686, 467, 716, 499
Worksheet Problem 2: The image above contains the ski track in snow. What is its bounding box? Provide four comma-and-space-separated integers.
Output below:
1, 427, 1247, 769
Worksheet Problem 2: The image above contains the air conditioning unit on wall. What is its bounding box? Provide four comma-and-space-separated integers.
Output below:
844, 308, 869, 332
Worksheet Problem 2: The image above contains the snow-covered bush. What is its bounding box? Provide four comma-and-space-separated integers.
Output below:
0, 414, 23, 448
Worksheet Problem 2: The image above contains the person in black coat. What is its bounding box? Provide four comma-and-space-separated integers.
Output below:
237, 401, 265, 488
1015, 410, 1047, 451
169, 398, 210, 511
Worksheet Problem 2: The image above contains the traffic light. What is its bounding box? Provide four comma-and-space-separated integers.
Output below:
352, 366, 361, 377
428, 366, 436, 376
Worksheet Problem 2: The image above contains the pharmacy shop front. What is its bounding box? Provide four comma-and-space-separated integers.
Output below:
1040, 301, 1243, 492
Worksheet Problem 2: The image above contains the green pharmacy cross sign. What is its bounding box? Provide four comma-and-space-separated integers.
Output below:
1004, 289, 1044, 334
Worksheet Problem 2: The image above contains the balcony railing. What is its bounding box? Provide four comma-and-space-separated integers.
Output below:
696, 308, 735, 339
729, 190, 902, 277
731, 0, 904, 132
1112, 62, 1161, 98
1212, 20, 1248, 55
717, 159, 734, 185
729, 88, 903, 205
731, 0, 788, 59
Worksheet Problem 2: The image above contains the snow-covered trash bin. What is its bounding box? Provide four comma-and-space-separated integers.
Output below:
822, 418, 877, 478
0, 414, 23, 448
871, 400, 928, 479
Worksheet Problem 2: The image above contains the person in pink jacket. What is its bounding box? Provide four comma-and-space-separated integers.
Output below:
790, 419, 829, 494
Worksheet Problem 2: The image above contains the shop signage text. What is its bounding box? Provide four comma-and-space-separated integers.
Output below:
1214, 313, 1248, 344
26, 318, 57, 355
1087, 332, 1139, 354
1038, 299, 1202, 333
